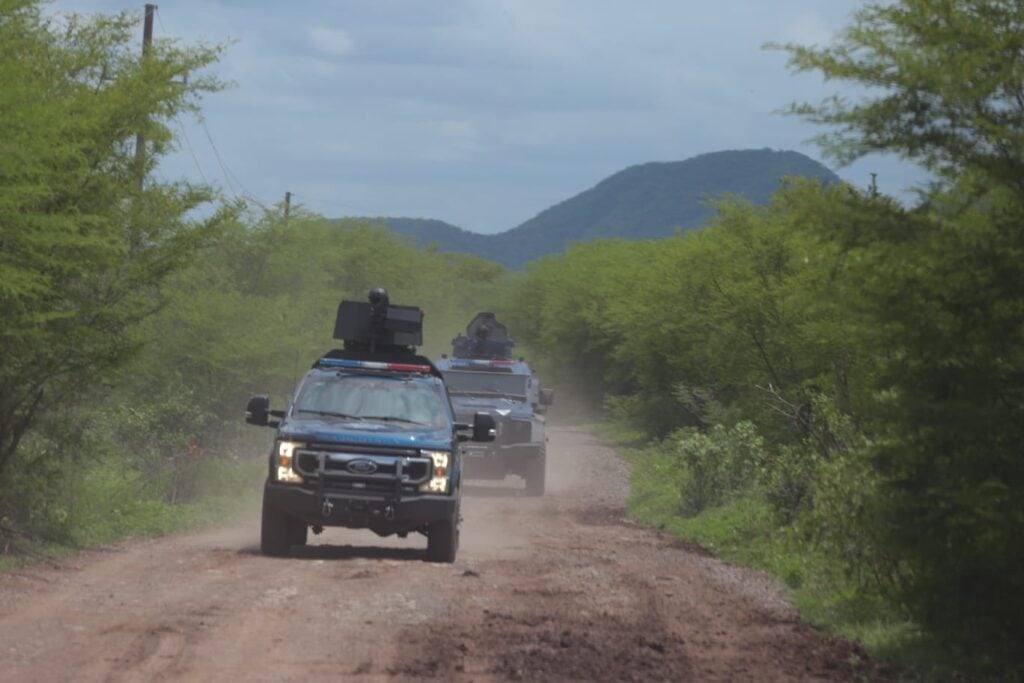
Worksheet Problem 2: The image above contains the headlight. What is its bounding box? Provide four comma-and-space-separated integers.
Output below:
418, 450, 450, 493
275, 440, 304, 484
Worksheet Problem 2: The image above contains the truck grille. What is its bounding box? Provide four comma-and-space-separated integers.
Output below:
293, 445, 432, 488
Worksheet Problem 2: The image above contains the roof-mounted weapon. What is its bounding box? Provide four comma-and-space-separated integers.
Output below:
333, 287, 423, 354
451, 312, 514, 360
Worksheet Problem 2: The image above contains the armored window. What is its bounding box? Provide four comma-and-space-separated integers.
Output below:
295, 375, 448, 428
442, 371, 528, 398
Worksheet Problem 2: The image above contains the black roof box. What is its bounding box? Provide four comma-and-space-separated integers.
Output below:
333, 287, 423, 352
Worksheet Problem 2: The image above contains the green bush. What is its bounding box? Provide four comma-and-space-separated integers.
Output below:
757, 443, 815, 524
667, 421, 765, 516
759, 394, 861, 525
0, 396, 264, 550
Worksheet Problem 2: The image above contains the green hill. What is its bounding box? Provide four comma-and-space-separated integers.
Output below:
367, 217, 493, 255
366, 149, 841, 268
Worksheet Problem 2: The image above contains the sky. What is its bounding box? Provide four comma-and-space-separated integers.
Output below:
57, 0, 928, 234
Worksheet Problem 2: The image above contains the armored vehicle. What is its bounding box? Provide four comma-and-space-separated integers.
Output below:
436, 313, 553, 495
245, 289, 495, 562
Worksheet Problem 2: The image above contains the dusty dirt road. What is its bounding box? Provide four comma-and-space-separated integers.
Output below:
0, 427, 879, 682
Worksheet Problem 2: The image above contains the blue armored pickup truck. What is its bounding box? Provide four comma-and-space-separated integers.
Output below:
436, 313, 553, 496
244, 289, 495, 562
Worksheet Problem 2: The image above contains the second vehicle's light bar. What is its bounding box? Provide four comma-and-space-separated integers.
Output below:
318, 358, 431, 373
450, 359, 517, 367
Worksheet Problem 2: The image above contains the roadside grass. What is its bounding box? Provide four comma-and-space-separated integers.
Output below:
0, 456, 263, 574
0, 537, 75, 573
597, 423, 973, 682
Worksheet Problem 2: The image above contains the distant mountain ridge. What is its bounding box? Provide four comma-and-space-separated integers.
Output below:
365, 149, 841, 268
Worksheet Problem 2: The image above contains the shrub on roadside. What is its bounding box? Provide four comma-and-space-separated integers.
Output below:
671, 421, 765, 516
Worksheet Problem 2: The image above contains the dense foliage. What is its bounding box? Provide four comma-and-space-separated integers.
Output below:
499, 0, 1024, 673
0, 0, 228, 478
380, 149, 840, 268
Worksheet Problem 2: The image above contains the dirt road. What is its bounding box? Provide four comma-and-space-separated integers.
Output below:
0, 427, 877, 681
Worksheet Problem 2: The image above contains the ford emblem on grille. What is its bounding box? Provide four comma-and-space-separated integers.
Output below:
346, 459, 378, 474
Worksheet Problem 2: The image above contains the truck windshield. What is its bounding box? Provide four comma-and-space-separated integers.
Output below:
294, 375, 448, 428
442, 370, 528, 398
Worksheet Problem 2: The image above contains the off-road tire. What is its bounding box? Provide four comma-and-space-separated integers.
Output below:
525, 444, 547, 497
287, 517, 308, 547
260, 494, 291, 556
426, 511, 459, 563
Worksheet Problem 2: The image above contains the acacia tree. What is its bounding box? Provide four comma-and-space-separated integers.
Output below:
782, 0, 1024, 197
780, 0, 1024, 664
0, 1, 230, 476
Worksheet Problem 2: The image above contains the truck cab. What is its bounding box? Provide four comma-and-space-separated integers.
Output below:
245, 290, 494, 562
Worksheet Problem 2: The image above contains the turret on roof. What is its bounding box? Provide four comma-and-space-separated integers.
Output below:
451, 312, 515, 359
333, 287, 423, 354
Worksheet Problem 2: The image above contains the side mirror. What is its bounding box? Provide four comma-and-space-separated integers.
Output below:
245, 394, 270, 427
539, 388, 555, 406
472, 412, 496, 442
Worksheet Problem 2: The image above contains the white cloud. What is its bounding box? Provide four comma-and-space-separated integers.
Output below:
307, 26, 355, 58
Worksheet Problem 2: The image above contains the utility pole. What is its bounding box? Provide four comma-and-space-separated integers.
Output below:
134, 4, 157, 189
284, 191, 292, 225
869, 172, 879, 198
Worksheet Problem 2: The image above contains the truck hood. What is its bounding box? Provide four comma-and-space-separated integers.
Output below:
449, 395, 533, 420
278, 416, 451, 451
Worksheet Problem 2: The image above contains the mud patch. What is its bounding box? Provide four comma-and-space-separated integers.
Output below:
403, 606, 692, 679
403, 607, 691, 682
396, 545, 693, 682
484, 617, 691, 682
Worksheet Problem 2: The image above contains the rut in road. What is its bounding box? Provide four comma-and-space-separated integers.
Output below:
0, 426, 883, 681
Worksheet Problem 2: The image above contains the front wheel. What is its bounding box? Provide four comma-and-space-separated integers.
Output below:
426, 511, 459, 563
260, 493, 291, 556
288, 517, 308, 547
525, 445, 547, 497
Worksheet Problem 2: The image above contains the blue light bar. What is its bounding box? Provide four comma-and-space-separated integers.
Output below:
318, 358, 431, 373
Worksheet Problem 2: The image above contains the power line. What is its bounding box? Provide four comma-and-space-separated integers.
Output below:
199, 119, 239, 196
153, 7, 367, 218
191, 120, 276, 210
174, 117, 208, 184
154, 5, 168, 37
242, 192, 273, 212
154, 8, 215, 192
197, 120, 277, 213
